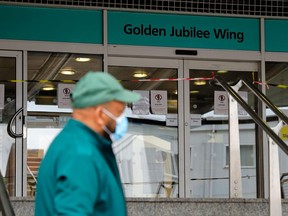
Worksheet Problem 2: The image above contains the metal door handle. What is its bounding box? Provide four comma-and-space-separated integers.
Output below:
7, 108, 23, 138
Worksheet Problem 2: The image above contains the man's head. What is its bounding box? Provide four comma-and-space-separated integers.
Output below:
70, 71, 140, 140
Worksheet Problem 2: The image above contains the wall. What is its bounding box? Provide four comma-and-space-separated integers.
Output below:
10, 198, 288, 216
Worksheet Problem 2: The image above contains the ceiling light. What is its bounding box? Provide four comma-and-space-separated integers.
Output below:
42, 85, 55, 91
60, 69, 75, 75
75, 57, 91, 62
190, 90, 200, 94
133, 72, 147, 78
194, 80, 206, 86
217, 70, 228, 74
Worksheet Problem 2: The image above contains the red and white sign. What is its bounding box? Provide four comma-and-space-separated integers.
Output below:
151, 90, 167, 114
58, 84, 75, 108
214, 91, 248, 115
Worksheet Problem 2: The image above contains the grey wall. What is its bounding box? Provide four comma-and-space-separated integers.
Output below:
9, 198, 288, 216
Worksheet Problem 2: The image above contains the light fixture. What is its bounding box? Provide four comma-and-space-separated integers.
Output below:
75, 57, 91, 62
133, 72, 147, 78
194, 80, 206, 86
217, 70, 228, 74
60, 69, 75, 75
42, 85, 55, 91
174, 90, 178, 95
190, 90, 200, 94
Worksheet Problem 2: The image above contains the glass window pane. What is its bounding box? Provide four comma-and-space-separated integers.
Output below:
26, 52, 102, 197
0, 57, 16, 196
108, 66, 179, 198
266, 62, 288, 178
189, 68, 257, 198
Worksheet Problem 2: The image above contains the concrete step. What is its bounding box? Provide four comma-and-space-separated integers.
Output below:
8, 198, 288, 216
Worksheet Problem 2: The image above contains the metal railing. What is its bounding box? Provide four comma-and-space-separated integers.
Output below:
0, 171, 15, 216
214, 75, 288, 216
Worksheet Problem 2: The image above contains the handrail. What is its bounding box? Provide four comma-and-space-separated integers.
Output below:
214, 76, 288, 155
241, 78, 288, 125
0, 171, 15, 216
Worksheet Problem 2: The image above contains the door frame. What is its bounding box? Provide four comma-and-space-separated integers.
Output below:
108, 56, 186, 197
183, 60, 259, 197
0, 50, 25, 196
108, 57, 261, 198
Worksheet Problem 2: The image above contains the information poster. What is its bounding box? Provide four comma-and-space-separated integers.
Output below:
57, 84, 75, 108
151, 90, 167, 114
214, 91, 248, 115
166, 114, 178, 126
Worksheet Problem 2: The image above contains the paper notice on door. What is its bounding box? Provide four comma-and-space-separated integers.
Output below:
151, 90, 167, 114
166, 114, 178, 126
132, 90, 150, 115
190, 114, 201, 126
214, 91, 228, 115
58, 84, 75, 108
0, 84, 4, 109
214, 91, 248, 115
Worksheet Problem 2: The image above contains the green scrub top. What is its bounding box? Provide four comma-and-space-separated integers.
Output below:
35, 119, 127, 216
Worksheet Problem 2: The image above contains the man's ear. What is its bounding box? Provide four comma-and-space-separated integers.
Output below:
93, 106, 105, 126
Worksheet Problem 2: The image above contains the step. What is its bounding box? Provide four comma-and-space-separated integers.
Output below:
8, 198, 288, 216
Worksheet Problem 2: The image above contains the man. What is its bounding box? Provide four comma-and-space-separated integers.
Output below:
35, 71, 140, 216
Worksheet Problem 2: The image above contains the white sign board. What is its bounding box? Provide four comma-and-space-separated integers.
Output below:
190, 114, 202, 126
57, 84, 75, 108
166, 114, 178, 126
151, 90, 167, 114
0, 84, 4, 109
132, 90, 150, 115
214, 91, 248, 115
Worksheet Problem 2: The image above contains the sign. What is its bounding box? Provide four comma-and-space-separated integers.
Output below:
280, 125, 288, 141
57, 84, 75, 108
265, 19, 288, 52
0, 84, 4, 109
108, 11, 260, 51
151, 90, 167, 114
214, 91, 228, 115
214, 91, 248, 115
132, 90, 150, 115
166, 114, 178, 126
0, 5, 102, 44
190, 114, 202, 126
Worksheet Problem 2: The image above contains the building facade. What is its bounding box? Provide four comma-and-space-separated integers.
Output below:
0, 1, 288, 200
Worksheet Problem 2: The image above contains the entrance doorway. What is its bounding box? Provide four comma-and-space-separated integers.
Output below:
108, 57, 259, 198
24, 54, 260, 198
184, 60, 259, 198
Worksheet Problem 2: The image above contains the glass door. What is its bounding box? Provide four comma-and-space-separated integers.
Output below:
0, 51, 24, 196
184, 60, 259, 198
108, 57, 184, 198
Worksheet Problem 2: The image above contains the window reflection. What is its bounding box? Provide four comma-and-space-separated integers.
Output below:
26, 52, 102, 196
189, 69, 257, 198
109, 66, 179, 198
0, 57, 16, 196
266, 62, 288, 184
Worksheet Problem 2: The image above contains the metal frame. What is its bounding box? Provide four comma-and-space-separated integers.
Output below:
2, 1, 288, 18
108, 56, 185, 197
0, 50, 24, 197
185, 60, 259, 198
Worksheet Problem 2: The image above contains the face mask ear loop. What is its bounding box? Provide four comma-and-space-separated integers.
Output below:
102, 125, 112, 136
102, 108, 117, 121
101, 108, 115, 140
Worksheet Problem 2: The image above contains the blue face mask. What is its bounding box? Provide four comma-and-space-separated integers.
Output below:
102, 108, 128, 142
